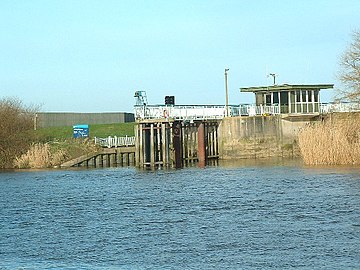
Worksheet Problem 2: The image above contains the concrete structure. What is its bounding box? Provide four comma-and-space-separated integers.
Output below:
35, 112, 134, 128
240, 84, 334, 114
218, 115, 318, 159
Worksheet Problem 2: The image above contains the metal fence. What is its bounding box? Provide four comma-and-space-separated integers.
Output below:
94, 136, 136, 148
134, 104, 281, 120
320, 102, 360, 113
134, 102, 360, 120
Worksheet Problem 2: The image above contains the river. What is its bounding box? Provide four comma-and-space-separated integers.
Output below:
0, 159, 359, 269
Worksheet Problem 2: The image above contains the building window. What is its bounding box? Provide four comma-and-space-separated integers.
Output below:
302, 91, 307, 103
314, 90, 319, 102
308, 90, 312, 102
265, 94, 271, 105
273, 92, 279, 104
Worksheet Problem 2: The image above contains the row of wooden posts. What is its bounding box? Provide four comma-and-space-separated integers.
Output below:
134, 119, 219, 168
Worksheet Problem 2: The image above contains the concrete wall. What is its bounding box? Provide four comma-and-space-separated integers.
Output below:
35, 112, 135, 128
218, 115, 318, 159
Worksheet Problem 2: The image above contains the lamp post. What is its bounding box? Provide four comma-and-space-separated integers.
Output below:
269, 73, 277, 85
225, 68, 229, 117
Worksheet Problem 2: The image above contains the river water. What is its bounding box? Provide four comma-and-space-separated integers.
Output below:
0, 160, 359, 269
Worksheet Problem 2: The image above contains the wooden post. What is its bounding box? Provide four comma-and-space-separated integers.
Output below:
214, 123, 218, 157
150, 123, 155, 167
161, 123, 167, 167
135, 124, 140, 166
139, 124, 144, 167
157, 123, 161, 164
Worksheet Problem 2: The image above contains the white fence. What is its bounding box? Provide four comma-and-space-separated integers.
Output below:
235, 104, 280, 116
134, 102, 360, 120
320, 102, 360, 113
134, 104, 281, 120
134, 105, 227, 120
94, 136, 136, 148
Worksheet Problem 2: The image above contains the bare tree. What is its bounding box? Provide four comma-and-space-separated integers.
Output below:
0, 97, 36, 168
338, 30, 360, 101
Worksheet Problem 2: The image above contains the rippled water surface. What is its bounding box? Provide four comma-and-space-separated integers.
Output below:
0, 161, 360, 269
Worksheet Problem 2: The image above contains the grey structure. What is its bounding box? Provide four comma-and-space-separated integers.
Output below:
35, 112, 134, 128
240, 84, 334, 114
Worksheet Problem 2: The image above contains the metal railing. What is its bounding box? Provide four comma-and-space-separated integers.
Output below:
320, 102, 360, 113
134, 105, 227, 120
134, 104, 281, 120
134, 102, 360, 120
235, 104, 280, 116
94, 136, 136, 148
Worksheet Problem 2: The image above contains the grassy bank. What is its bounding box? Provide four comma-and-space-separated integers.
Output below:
14, 122, 136, 168
14, 140, 99, 169
33, 122, 135, 141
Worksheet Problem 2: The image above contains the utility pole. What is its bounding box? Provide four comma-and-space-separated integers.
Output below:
225, 68, 229, 117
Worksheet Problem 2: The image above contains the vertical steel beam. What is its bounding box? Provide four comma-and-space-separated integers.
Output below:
198, 122, 206, 167
173, 121, 182, 168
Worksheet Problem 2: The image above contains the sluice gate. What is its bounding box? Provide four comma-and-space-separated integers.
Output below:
135, 119, 219, 168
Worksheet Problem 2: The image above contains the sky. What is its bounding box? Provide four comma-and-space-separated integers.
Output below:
0, 0, 359, 112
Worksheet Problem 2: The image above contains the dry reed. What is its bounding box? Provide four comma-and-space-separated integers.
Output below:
14, 143, 68, 169
298, 118, 360, 165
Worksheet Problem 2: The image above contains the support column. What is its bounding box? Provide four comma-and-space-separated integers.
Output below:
214, 123, 218, 157
139, 124, 144, 167
161, 123, 167, 167
173, 121, 182, 168
198, 122, 206, 167
135, 125, 140, 166
150, 123, 155, 167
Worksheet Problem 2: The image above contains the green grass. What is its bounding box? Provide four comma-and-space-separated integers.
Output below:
34, 122, 136, 142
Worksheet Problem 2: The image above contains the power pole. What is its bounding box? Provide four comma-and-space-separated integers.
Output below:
225, 68, 229, 117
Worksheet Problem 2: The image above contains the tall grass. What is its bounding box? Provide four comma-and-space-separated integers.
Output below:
14, 143, 68, 169
298, 118, 360, 165
14, 140, 100, 168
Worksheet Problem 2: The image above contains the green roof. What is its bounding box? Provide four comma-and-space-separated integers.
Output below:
240, 84, 334, 93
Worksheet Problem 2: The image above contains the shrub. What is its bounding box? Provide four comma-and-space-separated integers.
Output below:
0, 97, 37, 168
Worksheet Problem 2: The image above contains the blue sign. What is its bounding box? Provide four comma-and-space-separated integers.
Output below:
73, 124, 89, 138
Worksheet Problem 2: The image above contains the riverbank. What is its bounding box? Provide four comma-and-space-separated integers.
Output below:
11, 112, 360, 169
10, 123, 136, 169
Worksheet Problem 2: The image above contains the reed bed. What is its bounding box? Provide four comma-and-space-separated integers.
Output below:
13, 139, 99, 169
14, 143, 67, 169
298, 118, 360, 165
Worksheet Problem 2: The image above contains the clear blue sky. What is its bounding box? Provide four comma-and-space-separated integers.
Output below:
0, 0, 359, 112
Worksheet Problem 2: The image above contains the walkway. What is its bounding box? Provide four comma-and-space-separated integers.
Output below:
134, 102, 360, 121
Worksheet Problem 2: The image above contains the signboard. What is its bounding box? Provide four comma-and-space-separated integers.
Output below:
73, 124, 89, 138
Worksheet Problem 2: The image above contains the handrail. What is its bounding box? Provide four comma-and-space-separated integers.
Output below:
134, 102, 360, 120
134, 104, 281, 120
94, 136, 136, 148
320, 102, 360, 113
